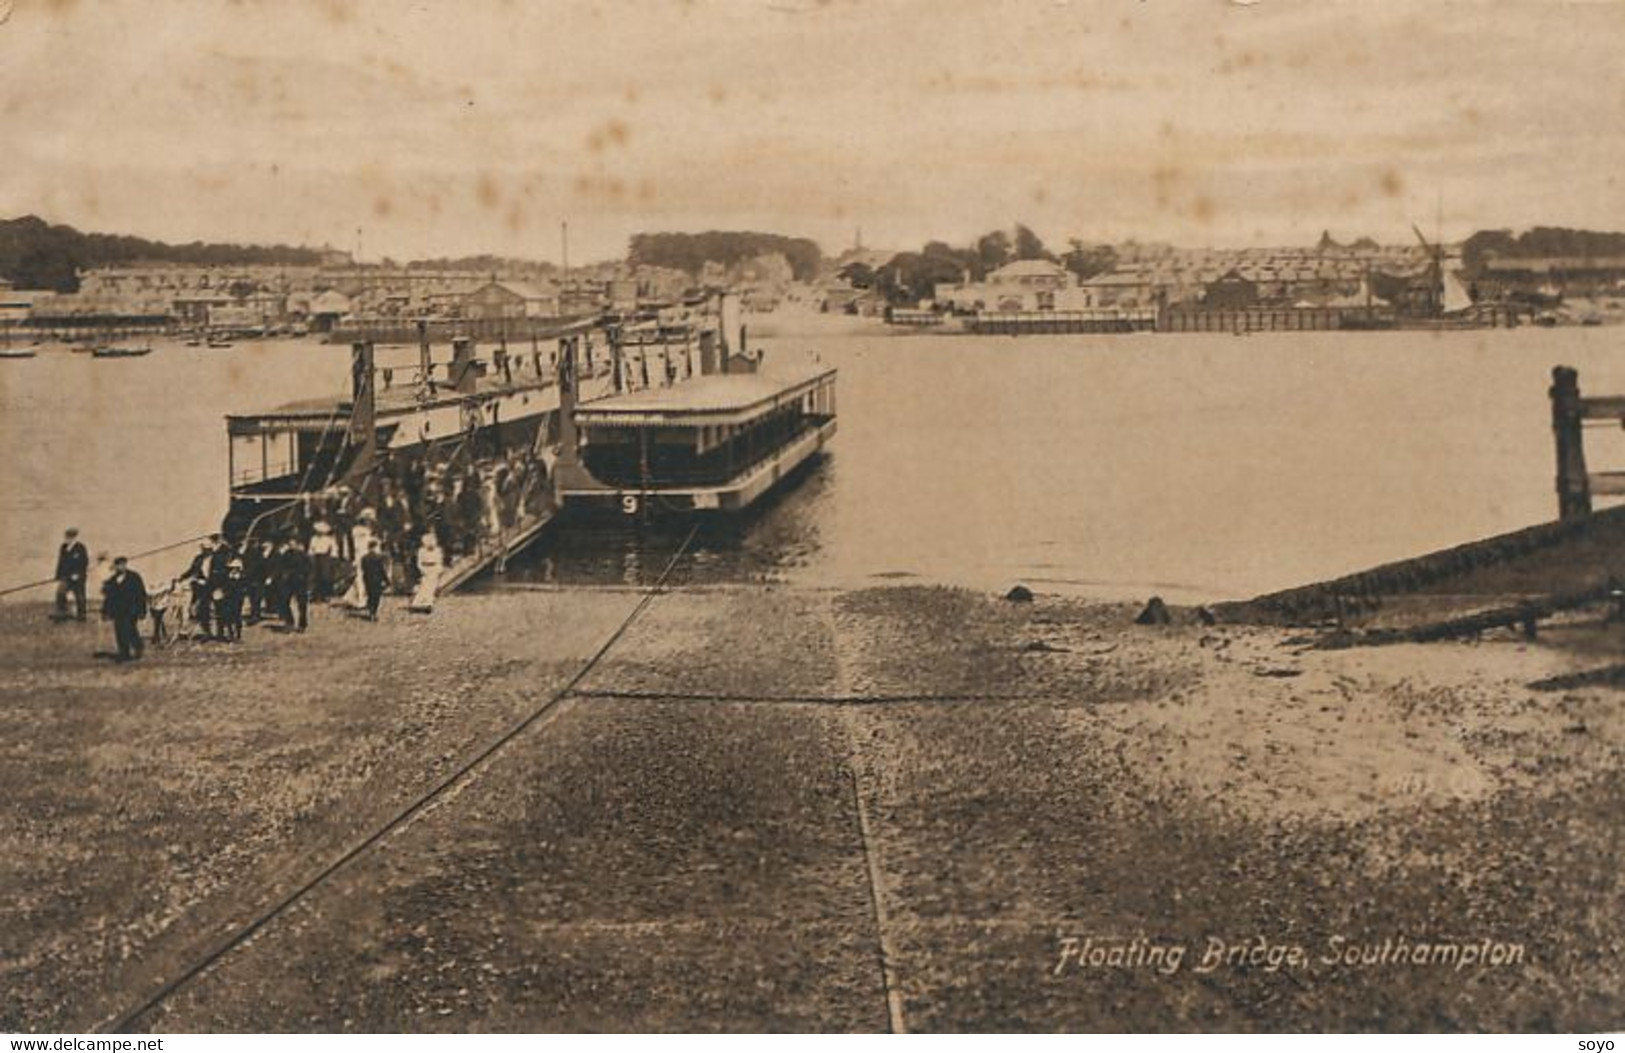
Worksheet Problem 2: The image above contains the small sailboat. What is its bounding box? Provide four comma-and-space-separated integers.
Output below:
1441, 257, 1473, 314
1, 329, 40, 359
93, 337, 154, 358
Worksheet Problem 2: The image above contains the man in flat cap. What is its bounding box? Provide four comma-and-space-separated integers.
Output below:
53, 527, 89, 622
101, 557, 148, 662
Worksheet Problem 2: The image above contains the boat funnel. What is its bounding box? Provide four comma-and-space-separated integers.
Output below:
556, 335, 580, 466
349, 341, 376, 442
699, 328, 718, 375
550, 334, 599, 497
450, 336, 477, 394
344, 341, 379, 484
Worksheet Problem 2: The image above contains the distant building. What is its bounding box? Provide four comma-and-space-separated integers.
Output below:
1202, 268, 1260, 310
464, 281, 558, 320
985, 259, 1071, 289
933, 258, 1075, 311
0, 288, 51, 324
1078, 269, 1155, 309
606, 278, 639, 309
820, 283, 878, 315
1477, 255, 1625, 299
308, 289, 353, 333
172, 290, 234, 326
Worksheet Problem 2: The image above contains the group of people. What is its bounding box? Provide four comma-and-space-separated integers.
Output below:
171, 532, 318, 640
51, 528, 153, 663
47, 444, 547, 661
287, 446, 549, 575
48, 518, 442, 662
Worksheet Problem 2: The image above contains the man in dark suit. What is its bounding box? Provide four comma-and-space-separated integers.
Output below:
101, 557, 148, 662
241, 540, 269, 625
54, 527, 89, 622
276, 538, 312, 632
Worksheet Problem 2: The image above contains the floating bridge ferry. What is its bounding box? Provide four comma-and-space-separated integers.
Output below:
220, 295, 837, 591
553, 357, 838, 517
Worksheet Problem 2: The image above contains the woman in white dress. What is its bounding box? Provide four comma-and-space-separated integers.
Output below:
409, 532, 443, 613
307, 520, 338, 601
346, 509, 377, 609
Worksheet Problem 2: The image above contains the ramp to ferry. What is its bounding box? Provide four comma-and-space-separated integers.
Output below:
1215, 502, 1625, 630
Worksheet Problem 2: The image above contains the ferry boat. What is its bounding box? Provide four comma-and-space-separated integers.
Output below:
221, 320, 616, 588
218, 295, 831, 592
553, 336, 837, 517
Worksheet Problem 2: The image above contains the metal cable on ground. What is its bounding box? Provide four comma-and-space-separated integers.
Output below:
571, 687, 1066, 706
5, 394, 354, 601
0, 533, 217, 600
101, 518, 702, 1034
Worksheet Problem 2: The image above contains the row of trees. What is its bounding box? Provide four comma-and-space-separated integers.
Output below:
1461, 227, 1625, 275
627, 230, 822, 282
840, 224, 1121, 305
0, 215, 327, 293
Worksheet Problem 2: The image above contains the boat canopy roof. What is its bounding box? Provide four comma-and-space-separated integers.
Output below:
226, 372, 554, 435
573, 367, 836, 428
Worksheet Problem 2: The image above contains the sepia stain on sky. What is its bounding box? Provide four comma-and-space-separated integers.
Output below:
1, 0, 1622, 261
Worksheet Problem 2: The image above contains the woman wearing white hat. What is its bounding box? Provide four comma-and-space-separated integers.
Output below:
409, 531, 443, 613
308, 520, 338, 601
346, 508, 377, 609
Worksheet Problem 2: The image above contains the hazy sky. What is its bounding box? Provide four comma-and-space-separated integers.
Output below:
3, 0, 1622, 262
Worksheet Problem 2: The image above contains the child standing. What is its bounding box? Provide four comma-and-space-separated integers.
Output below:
148, 579, 176, 646
217, 560, 246, 642
360, 540, 389, 621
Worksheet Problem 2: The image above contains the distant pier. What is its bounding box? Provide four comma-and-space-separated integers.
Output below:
965, 309, 1156, 335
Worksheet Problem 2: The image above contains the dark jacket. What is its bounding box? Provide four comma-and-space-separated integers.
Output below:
241, 544, 265, 586
360, 551, 390, 594
207, 546, 235, 585
277, 546, 312, 592
217, 575, 245, 616
182, 549, 212, 584
102, 570, 148, 621
56, 541, 89, 582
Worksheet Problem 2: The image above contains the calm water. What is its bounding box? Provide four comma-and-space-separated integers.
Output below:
4, 323, 1622, 603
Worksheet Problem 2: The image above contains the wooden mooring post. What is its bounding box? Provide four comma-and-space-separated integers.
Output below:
1548, 364, 1625, 520
1552, 366, 1592, 521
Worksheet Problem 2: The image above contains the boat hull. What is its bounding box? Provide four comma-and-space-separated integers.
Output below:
560, 418, 836, 518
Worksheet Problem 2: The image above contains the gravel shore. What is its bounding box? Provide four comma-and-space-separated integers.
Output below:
2, 583, 1621, 1031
